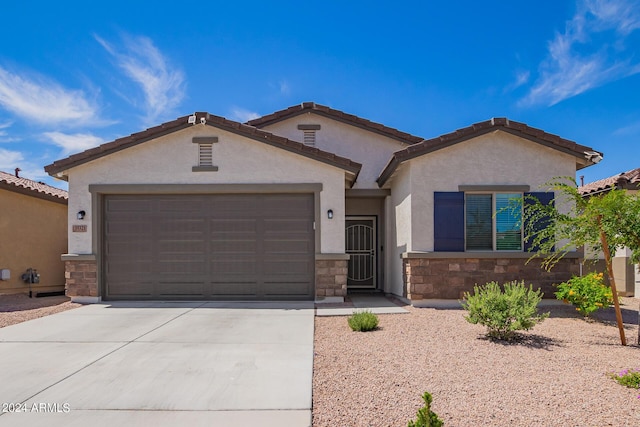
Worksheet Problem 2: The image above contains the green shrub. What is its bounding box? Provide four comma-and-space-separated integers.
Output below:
461, 280, 549, 341
555, 272, 613, 317
347, 310, 379, 332
609, 369, 640, 389
407, 391, 443, 427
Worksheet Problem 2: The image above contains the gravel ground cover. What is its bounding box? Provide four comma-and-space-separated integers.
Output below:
0, 293, 80, 328
313, 297, 640, 427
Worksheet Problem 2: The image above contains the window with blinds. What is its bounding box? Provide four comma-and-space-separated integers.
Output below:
495, 193, 522, 250
465, 193, 523, 251
465, 194, 493, 250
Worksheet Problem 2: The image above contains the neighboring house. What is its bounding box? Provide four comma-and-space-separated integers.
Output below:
0, 170, 68, 296
579, 168, 640, 297
44, 103, 601, 304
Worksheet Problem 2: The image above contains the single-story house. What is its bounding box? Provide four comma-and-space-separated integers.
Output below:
579, 168, 640, 297
0, 169, 68, 296
44, 102, 601, 304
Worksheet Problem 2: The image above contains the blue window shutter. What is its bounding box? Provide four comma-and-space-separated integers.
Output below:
524, 192, 554, 252
434, 192, 464, 252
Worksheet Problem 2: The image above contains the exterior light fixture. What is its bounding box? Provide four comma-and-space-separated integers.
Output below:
327, 209, 333, 219
77, 210, 86, 220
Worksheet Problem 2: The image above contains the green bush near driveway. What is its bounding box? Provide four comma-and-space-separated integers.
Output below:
347, 310, 379, 332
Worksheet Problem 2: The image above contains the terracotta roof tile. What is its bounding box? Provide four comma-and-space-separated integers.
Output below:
377, 117, 601, 187
45, 112, 362, 179
578, 168, 640, 195
0, 170, 68, 203
246, 102, 424, 144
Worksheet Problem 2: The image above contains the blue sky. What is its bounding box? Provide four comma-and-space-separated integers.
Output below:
1, 0, 639, 189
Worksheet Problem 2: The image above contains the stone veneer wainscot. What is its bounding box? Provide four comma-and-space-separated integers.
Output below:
62, 255, 98, 297
315, 255, 349, 298
403, 252, 581, 301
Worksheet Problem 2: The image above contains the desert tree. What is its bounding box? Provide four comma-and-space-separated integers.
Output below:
522, 177, 640, 346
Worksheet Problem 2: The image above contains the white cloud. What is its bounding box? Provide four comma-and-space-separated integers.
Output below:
613, 120, 640, 136
43, 131, 104, 156
96, 34, 185, 125
279, 80, 291, 95
0, 120, 19, 142
521, 0, 640, 107
0, 148, 47, 180
504, 70, 530, 93
0, 147, 24, 166
0, 66, 100, 125
230, 107, 261, 122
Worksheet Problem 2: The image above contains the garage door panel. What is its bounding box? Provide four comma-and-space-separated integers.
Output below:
264, 219, 311, 233
210, 258, 257, 274
107, 281, 153, 296
156, 198, 205, 212
157, 260, 207, 274
263, 282, 311, 296
106, 221, 153, 235
106, 198, 153, 212
210, 219, 257, 233
264, 239, 312, 254
263, 260, 312, 275
106, 240, 154, 255
157, 240, 206, 254
157, 282, 204, 296
104, 193, 314, 300
106, 260, 154, 275
210, 240, 257, 254
209, 198, 259, 216
211, 282, 258, 296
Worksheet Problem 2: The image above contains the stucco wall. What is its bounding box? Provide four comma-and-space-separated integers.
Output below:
261, 113, 407, 189
0, 190, 67, 294
387, 165, 412, 296
407, 131, 577, 251
65, 125, 347, 255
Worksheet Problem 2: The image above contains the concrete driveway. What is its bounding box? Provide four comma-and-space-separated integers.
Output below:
0, 301, 314, 427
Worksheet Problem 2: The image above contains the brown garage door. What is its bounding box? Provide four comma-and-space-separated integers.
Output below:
103, 194, 315, 300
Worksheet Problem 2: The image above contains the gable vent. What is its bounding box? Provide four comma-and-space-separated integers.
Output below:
297, 124, 320, 147
191, 136, 219, 172
303, 130, 316, 146
199, 143, 213, 166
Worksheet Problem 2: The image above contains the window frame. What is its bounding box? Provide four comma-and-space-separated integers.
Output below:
464, 191, 523, 252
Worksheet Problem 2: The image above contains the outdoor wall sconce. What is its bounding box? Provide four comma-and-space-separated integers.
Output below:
327, 209, 333, 219
77, 210, 86, 220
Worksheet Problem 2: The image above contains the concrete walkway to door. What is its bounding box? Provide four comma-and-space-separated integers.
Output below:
0, 301, 314, 427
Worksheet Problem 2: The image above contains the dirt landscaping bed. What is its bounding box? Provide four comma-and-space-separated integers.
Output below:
0, 294, 81, 328
313, 297, 640, 427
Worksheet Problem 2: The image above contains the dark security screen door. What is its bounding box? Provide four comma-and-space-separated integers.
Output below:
345, 217, 376, 289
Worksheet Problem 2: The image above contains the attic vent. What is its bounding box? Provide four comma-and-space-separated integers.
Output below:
303, 130, 316, 146
192, 136, 219, 172
297, 124, 321, 147
199, 144, 213, 166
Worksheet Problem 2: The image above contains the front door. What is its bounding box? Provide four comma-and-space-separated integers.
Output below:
345, 217, 376, 289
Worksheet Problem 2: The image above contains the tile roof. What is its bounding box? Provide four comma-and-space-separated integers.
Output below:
0, 170, 68, 204
578, 168, 640, 196
246, 102, 425, 144
377, 117, 601, 187
44, 112, 362, 180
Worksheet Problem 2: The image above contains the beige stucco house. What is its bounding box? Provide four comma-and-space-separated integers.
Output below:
579, 168, 640, 297
45, 103, 601, 304
0, 170, 68, 296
